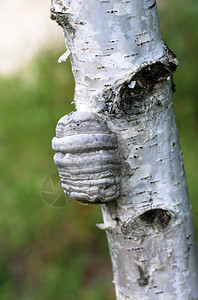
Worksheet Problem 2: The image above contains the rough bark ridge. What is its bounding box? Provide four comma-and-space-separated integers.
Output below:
51, 0, 198, 299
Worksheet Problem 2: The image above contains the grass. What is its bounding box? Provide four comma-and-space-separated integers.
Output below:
0, 1, 198, 299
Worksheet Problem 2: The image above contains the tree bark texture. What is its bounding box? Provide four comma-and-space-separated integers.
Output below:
51, 0, 198, 299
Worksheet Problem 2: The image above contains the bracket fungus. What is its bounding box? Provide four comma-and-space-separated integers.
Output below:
52, 111, 121, 204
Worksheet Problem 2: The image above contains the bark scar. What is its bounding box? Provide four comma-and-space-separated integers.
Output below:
101, 50, 178, 116
139, 209, 171, 228
136, 264, 149, 286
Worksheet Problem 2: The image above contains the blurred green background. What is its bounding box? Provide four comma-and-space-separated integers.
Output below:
0, 1, 198, 299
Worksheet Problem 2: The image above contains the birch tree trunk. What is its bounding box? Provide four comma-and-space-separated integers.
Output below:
51, 0, 198, 299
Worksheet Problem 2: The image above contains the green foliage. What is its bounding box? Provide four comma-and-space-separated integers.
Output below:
0, 2, 198, 298
0, 51, 113, 299
159, 0, 198, 237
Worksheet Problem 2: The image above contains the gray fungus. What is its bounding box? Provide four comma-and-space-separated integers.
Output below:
52, 111, 121, 204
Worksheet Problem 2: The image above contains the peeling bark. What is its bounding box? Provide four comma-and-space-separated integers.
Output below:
51, 0, 198, 299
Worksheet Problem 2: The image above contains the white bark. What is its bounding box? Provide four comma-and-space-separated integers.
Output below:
51, 0, 198, 299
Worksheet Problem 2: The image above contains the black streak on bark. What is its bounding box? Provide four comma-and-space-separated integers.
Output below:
51, 10, 75, 38
137, 265, 149, 286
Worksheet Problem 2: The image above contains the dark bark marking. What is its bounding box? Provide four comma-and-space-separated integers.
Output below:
106, 10, 118, 14
124, 53, 139, 58
101, 59, 177, 116
140, 209, 171, 228
137, 265, 149, 286
148, 2, 156, 10
108, 40, 119, 43
51, 11, 75, 37
121, 210, 172, 240
164, 44, 178, 72
100, 47, 178, 117
74, 21, 86, 25
119, 62, 172, 114
97, 66, 106, 70
137, 40, 150, 46
155, 291, 164, 294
